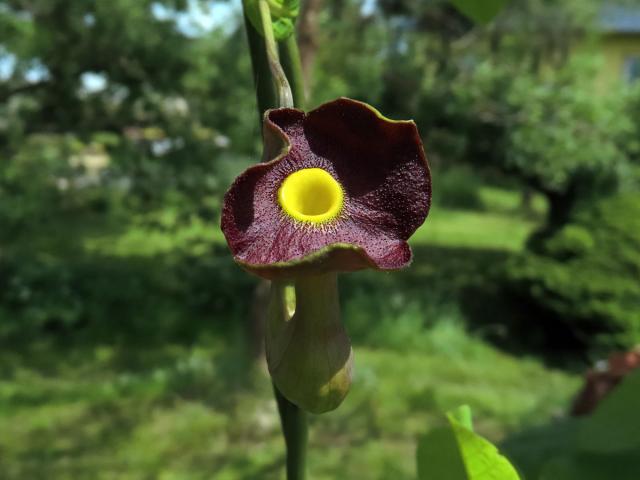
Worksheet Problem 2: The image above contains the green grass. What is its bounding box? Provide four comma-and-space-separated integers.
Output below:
411, 185, 546, 251
479, 186, 547, 216
412, 206, 537, 251
0, 326, 579, 480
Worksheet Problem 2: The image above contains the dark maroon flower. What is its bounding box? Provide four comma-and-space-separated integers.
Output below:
221, 98, 431, 280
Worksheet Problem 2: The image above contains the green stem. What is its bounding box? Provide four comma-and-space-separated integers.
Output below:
241, 2, 308, 479
279, 35, 306, 109
266, 281, 309, 479
258, 0, 293, 107
274, 385, 308, 480
243, 11, 277, 117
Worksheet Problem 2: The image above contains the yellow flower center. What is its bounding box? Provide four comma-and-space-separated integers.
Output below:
278, 168, 344, 224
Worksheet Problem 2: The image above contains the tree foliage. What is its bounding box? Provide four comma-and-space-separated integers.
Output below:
503, 192, 640, 354
312, 0, 631, 233
1, 0, 193, 133
0, 0, 257, 235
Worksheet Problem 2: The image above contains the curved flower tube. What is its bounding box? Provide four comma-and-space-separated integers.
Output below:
221, 98, 431, 413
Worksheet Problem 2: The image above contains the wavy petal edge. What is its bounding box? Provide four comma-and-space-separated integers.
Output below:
220, 97, 430, 280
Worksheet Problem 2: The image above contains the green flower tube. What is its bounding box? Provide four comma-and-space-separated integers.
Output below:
267, 274, 352, 413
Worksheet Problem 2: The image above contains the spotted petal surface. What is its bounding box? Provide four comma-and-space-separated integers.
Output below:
221, 98, 431, 280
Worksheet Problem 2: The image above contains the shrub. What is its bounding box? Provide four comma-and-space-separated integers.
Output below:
502, 193, 640, 355
433, 166, 483, 210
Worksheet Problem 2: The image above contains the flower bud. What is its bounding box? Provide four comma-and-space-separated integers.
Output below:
266, 274, 353, 413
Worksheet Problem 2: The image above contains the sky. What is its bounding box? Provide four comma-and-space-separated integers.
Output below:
152, 0, 242, 36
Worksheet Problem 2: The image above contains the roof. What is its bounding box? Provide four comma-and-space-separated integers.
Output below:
601, 5, 640, 34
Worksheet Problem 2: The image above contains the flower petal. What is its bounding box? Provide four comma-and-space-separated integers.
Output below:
220, 98, 431, 280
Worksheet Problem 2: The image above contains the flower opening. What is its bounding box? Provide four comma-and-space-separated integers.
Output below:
278, 168, 344, 224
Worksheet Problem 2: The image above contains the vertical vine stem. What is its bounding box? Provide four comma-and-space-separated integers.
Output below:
241, 1, 307, 478
279, 35, 306, 109
243, 13, 276, 118
274, 384, 308, 480
258, 0, 294, 108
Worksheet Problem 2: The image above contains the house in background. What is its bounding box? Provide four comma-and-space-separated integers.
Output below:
599, 5, 640, 86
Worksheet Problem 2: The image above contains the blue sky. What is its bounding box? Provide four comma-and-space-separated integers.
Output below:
152, 0, 242, 36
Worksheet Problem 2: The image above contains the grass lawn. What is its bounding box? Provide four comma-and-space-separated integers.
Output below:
0, 332, 578, 479
0, 186, 581, 479
411, 207, 537, 251
411, 185, 545, 251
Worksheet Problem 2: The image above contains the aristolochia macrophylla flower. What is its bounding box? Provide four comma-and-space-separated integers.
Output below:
221, 98, 431, 413
221, 98, 431, 279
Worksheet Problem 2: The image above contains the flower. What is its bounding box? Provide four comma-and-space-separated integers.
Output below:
221, 98, 431, 280
220, 98, 431, 413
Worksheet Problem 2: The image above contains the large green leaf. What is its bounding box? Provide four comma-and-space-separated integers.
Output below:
577, 369, 640, 453
450, 0, 509, 24
417, 410, 521, 480
243, 0, 300, 40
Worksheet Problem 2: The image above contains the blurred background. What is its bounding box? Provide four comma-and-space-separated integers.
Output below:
1, 0, 640, 478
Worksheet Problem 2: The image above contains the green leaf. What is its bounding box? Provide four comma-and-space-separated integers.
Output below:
577, 369, 640, 454
449, 404, 474, 431
243, 0, 300, 40
450, 0, 509, 24
417, 410, 521, 480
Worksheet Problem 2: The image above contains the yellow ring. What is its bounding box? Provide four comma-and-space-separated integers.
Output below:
278, 168, 344, 224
